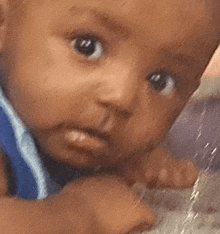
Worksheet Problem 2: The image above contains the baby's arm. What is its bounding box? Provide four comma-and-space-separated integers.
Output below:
0, 151, 155, 234
0, 185, 93, 233
123, 146, 198, 189
0, 150, 68, 233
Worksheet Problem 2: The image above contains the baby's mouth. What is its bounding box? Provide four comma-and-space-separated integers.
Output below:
63, 110, 115, 155
64, 127, 110, 154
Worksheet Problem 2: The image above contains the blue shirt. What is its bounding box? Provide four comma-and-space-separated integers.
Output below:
0, 88, 85, 200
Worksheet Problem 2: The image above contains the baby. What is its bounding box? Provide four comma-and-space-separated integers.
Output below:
0, 0, 219, 233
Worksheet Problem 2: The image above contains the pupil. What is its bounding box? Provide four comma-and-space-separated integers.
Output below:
75, 36, 95, 56
149, 73, 167, 91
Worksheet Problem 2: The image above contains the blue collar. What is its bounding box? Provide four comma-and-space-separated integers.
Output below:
0, 87, 48, 199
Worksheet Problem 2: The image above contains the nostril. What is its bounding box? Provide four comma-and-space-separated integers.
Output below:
100, 103, 132, 120
116, 108, 132, 119
98, 97, 134, 117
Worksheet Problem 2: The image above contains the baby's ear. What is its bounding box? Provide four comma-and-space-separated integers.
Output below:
0, 0, 7, 54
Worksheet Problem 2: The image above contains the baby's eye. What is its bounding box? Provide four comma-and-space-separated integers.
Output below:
72, 36, 104, 60
147, 72, 176, 95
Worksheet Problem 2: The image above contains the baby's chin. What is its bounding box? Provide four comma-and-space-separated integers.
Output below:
45, 147, 129, 169
35, 136, 153, 171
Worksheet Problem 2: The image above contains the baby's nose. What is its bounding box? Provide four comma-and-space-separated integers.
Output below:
95, 62, 139, 115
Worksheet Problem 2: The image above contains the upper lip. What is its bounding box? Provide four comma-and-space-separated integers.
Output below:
79, 110, 115, 141
59, 109, 116, 143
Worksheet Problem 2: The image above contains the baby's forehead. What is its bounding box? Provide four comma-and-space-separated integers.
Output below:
8, 0, 217, 18
9, 0, 215, 13
10, 0, 218, 27
8, 0, 220, 47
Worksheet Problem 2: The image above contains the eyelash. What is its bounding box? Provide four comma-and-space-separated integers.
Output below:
69, 34, 178, 95
147, 71, 177, 95
70, 34, 106, 61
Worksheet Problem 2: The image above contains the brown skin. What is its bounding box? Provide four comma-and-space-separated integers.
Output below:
0, 0, 219, 233
0, 156, 7, 196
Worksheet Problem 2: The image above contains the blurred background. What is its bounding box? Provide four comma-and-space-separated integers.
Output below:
168, 46, 220, 172
203, 46, 220, 79
148, 46, 220, 234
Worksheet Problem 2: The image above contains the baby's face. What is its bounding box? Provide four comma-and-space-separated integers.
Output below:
1, 0, 220, 167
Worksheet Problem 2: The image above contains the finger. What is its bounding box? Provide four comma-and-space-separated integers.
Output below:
79, 176, 156, 234
155, 160, 198, 189
171, 160, 199, 189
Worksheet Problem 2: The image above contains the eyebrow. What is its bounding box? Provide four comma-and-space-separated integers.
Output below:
68, 6, 197, 69
69, 6, 131, 39
161, 49, 197, 69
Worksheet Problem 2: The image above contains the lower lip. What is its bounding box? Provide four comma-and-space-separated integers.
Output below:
64, 129, 107, 153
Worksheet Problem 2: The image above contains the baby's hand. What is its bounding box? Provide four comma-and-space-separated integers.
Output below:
53, 176, 156, 234
123, 146, 198, 189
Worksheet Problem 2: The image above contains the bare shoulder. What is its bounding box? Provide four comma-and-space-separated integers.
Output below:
0, 149, 8, 196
